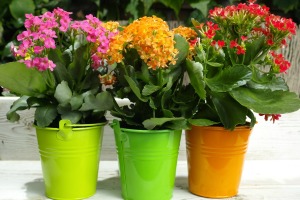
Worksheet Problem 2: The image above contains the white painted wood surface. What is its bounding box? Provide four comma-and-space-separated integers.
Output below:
1, 97, 300, 161
0, 160, 300, 200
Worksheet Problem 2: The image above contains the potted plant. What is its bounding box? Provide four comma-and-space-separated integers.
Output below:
179, 0, 300, 198
0, 8, 117, 199
101, 16, 190, 200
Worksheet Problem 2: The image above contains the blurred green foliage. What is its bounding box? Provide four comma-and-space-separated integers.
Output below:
0, 0, 299, 64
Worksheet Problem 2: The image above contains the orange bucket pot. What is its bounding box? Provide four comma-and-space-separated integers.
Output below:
185, 125, 252, 198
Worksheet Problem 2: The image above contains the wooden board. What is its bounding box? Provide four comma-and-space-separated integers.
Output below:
0, 160, 300, 200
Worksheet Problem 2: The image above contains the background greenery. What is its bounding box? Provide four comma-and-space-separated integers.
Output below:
1, 0, 299, 95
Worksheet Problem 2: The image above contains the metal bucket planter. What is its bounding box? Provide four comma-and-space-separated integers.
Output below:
35, 119, 105, 199
111, 120, 182, 200
185, 125, 252, 198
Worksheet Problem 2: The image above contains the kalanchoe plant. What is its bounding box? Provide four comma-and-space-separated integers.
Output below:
100, 16, 190, 130
180, 0, 300, 130
0, 8, 117, 127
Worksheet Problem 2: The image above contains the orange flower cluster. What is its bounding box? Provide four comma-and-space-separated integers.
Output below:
106, 16, 178, 70
172, 26, 197, 40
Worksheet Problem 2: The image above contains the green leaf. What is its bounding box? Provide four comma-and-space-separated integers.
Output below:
190, 0, 211, 16
248, 72, 288, 91
158, 0, 184, 17
188, 118, 219, 126
9, 0, 35, 20
70, 94, 84, 110
173, 34, 189, 67
79, 91, 114, 111
211, 92, 248, 130
6, 96, 29, 122
230, 88, 300, 114
126, 0, 139, 19
124, 75, 148, 102
68, 45, 88, 83
244, 37, 265, 64
35, 105, 58, 127
273, 0, 299, 13
207, 61, 224, 67
48, 49, 73, 87
142, 84, 161, 96
246, 109, 256, 128
0, 62, 47, 96
186, 59, 206, 99
142, 117, 185, 130
61, 111, 82, 124
206, 65, 252, 92
54, 81, 72, 104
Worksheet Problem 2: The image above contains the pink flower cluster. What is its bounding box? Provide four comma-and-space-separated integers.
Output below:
12, 8, 115, 71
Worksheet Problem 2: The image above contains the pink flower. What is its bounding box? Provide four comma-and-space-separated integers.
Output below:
44, 37, 56, 49
34, 46, 44, 54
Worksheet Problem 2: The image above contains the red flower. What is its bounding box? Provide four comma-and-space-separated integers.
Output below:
241, 36, 247, 41
259, 114, 281, 123
217, 40, 225, 48
230, 40, 238, 48
236, 46, 246, 55
270, 51, 291, 73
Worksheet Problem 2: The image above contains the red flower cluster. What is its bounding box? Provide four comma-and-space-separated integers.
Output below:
209, 0, 269, 19
270, 51, 291, 73
202, 21, 219, 39
229, 39, 246, 55
259, 114, 281, 123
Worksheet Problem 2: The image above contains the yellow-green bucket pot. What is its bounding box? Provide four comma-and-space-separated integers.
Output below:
35, 119, 105, 199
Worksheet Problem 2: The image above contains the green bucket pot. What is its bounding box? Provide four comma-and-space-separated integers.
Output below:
35, 119, 105, 200
111, 120, 182, 200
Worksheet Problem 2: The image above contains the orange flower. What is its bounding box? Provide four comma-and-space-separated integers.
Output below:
106, 16, 178, 70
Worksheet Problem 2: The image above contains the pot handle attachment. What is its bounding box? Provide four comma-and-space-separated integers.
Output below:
57, 119, 74, 141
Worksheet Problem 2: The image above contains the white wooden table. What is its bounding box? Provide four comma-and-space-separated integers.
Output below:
1, 160, 300, 200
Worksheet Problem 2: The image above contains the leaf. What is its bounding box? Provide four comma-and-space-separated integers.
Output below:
142, 84, 161, 96
61, 111, 82, 124
124, 75, 148, 102
230, 88, 300, 114
172, 34, 189, 67
54, 81, 72, 104
6, 96, 29, 122
9, 0, 35, 20
244, 37, 265, 64
207, 61, 224, 67
125, 0, 139, 19
70, 94, 84, 110
206, 65, 252, 92
188, 118, 219, 126
35, 105, 58, 127
0, 62, 47, 96
79, 91, 114, 111
48, 49, 73, 87
248, 71, 288, 91
186, 59, 206, 100
142, 117, 185, 130
190, 0, 211, 16
273, 0, 299, 13
246, 109, 256, 128
68, 45, 88, 83
211, 92, 248, 130
158, 0, 184, 17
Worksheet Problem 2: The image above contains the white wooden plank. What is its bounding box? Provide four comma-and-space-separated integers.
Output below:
0, 160, 300, 200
